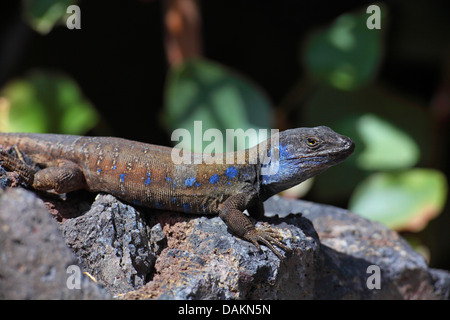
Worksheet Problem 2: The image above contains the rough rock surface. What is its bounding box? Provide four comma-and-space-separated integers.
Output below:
0, 188, 109, 299
127, 212, 319, 299
0, 186, 448, 299
265, 196, 450, 299
61, 194, 157, 295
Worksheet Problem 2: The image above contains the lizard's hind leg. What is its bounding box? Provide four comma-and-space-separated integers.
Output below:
32, 160, 86, 193
0, 149, 86, 194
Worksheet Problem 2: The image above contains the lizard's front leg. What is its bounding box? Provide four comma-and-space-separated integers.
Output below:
218, 194, 290, 259
0, 149, 86, 193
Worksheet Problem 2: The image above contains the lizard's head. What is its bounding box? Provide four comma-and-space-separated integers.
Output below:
260, 126, 354, 198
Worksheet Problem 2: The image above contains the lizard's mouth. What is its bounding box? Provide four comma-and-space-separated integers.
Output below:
325, 136, 355, 160
338, 137, 355, 158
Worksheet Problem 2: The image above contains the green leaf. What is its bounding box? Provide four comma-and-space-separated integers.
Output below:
304, 7, 385, 90
355, 113, 420, 170
22, 0, 76, 34
349, 169, 448, 231
164, 59, 273, 152
1, 69, 98, 134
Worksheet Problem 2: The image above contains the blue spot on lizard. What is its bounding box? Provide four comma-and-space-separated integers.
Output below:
145, 173, 151, 186
209, 174, 219, 184
185, 177, 196, 187
225, 166, 238, 179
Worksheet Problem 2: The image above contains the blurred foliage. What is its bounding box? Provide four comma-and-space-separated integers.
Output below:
350, 169, 447, 232
0, 69, 98, 134
304, 6, 384, 90
164, 59, 273, 152
22, 0, 77, 35
352, 113, 420, 170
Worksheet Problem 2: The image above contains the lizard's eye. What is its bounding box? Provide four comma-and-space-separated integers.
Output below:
306, 138, 318, 146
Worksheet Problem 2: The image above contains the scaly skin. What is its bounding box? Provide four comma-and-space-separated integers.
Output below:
0, 126, 354, 258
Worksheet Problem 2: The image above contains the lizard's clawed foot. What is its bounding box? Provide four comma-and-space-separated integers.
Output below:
0, 147, 37, 185
244, 228, 291, 259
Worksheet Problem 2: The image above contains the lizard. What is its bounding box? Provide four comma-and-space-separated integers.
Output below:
0, 126, 354, 259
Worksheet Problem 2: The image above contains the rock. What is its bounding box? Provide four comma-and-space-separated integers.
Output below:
122, 196, 450, 299
125, 213, 319, 299
429, 269, 450, 299
0, 188, 109, 299
264, 196, 450, 299
1, 186, 448, 300
60, 193, 319, 299
61, 194, 157, 295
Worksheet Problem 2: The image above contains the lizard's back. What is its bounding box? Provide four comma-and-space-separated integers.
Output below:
0, 133, 258, 214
